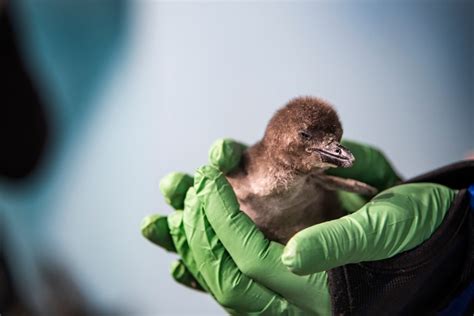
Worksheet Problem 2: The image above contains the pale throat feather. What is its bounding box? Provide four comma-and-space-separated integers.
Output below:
223, 96, 376, 244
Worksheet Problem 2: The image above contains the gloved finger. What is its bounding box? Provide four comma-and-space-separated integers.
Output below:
208, 138, 246, 174
141, 211, 209, 292
326, 139, 401, 192
141, 214, 176, 252
183, 186, 302, 315
170, 260, 205, 292
193, 166, 331, 315
282, 183, 456, 275
167, 209, 210, 293
160, 172, 194, 210
141, 173, 193, 252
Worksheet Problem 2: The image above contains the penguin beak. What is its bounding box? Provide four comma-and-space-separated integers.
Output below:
311, 142, 355, 168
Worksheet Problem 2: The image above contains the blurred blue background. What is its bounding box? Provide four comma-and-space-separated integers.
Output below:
1, 1, 472, 315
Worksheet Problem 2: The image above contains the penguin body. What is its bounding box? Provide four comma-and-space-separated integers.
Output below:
226, 97, 376, 244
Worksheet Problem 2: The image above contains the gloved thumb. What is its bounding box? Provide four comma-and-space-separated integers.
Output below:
281, 183, 455, 275
208, 138, 246, 174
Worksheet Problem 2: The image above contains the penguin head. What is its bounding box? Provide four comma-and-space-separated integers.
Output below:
263, 96, 354, 173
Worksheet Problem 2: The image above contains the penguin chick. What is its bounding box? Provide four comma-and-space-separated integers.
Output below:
226, 97, 377, 244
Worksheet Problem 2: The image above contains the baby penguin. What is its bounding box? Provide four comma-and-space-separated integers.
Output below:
226, 97, 377, 244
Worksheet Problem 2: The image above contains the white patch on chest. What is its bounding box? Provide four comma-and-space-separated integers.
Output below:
227, 170, 341, 243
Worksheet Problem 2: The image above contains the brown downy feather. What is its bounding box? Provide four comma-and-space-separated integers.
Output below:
226, 96, 376, 244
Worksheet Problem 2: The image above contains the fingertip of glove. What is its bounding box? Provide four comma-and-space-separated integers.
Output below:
281, 239, 299, 271
208, 138, 244, 174
170, 260, 205, 292
194, 165, 242, 219
170, 260, 184, 278
141, 214, 176, 252
159, 172, 193, 210
281, 238, 307, 275
194, 165, 221, 190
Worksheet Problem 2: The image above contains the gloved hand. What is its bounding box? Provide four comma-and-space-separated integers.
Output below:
141, 139, 456, 314
142, 166, 331, 314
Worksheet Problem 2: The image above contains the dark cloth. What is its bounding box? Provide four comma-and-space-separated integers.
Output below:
328, 160, 474, 315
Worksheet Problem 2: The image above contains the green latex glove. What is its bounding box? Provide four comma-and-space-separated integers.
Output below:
142, 139, 455, 314
330, 139, 403, 213
143, 170, 330, 314
282, 183, 455, 275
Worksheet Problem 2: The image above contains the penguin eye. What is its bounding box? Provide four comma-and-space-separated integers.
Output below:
299, 130, 312, 141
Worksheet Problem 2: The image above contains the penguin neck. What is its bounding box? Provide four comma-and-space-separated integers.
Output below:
242, 141, 301, 196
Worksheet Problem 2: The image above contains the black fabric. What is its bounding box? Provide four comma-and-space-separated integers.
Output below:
404, 160, 474, 190
328, 161, 474, 315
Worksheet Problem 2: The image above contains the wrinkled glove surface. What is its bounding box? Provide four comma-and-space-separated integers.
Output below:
142, 139, 455, 315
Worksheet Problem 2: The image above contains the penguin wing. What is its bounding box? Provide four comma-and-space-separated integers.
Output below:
312, 174, 378, 196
